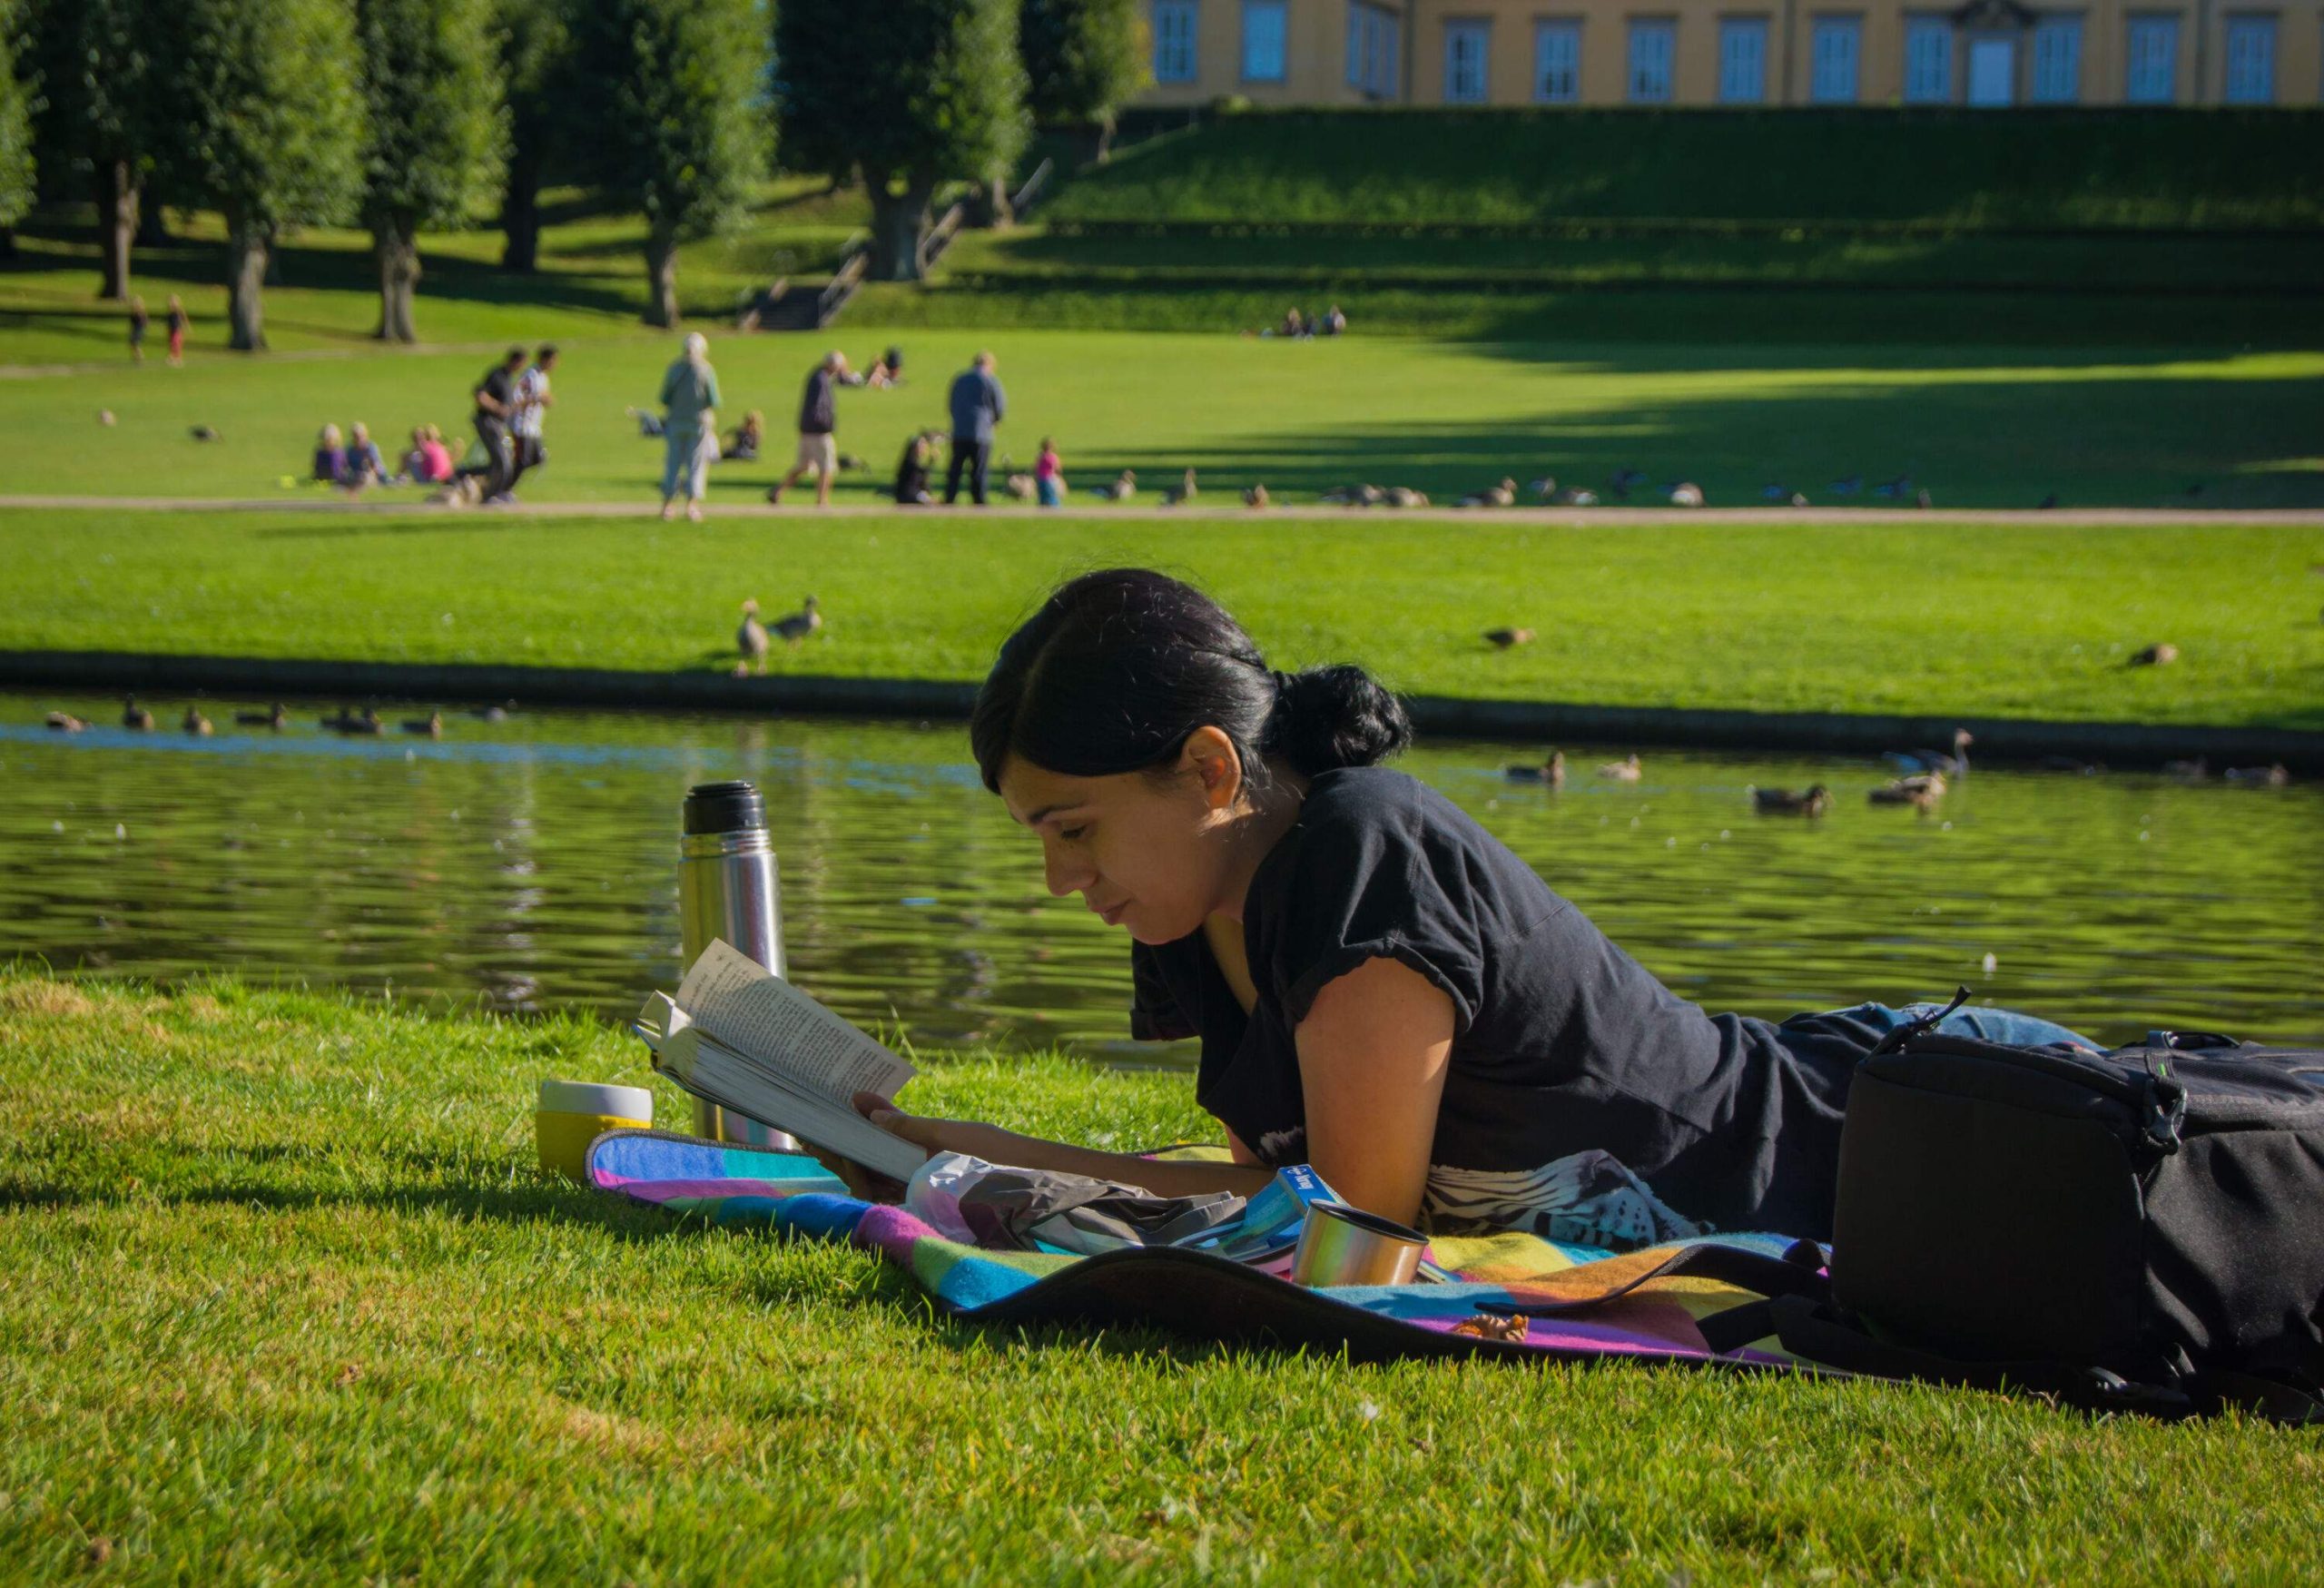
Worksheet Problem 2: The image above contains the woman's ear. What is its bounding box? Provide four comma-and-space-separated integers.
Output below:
1179, 725, 1245, 812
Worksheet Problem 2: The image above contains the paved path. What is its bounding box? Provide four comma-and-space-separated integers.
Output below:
3, 494, 2319, 528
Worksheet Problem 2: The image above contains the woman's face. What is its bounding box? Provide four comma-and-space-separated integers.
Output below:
998, 731, 1246, 945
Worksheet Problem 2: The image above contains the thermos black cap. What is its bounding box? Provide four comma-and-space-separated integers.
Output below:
683, 779, 765, 835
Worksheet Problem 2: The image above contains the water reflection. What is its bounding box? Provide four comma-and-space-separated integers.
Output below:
5, 695, 2319, 1053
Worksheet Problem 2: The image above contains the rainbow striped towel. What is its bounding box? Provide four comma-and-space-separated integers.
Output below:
586, 1130, 1822, 1368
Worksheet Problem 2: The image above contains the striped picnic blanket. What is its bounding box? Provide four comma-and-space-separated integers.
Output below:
586, 1131, 1823, 1369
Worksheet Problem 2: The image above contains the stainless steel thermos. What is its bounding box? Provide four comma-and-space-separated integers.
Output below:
677, 779, 797, 1148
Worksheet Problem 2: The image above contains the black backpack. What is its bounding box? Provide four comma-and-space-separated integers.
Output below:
1786, 994, 2324, 1423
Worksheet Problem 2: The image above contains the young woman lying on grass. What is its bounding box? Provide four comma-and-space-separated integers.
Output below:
856, 568, 2094, 1244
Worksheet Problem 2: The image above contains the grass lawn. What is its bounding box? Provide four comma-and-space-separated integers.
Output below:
4, 972, 2318, 1583
6, 508, 2322, 729
4, 324, 2322, 510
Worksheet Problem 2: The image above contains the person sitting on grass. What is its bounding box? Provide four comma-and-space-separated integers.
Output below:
845, 568, 2105, 1246
312, 424, 348, 485
866, 346, 904, 389
343, 422, 389, 488
419, 425, 455, 483
1321, 304, 1348, 337
1034, 437, 1066, 508
891, 429, 937, 506
399, 426, 432, 483
725, 409, 765, 463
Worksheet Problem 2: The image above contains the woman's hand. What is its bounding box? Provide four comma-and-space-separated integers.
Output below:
807, 1093, 1010, 1201
851, 1091, 1013, 1159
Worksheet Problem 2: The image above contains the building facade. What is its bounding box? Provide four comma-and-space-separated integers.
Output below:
1139, 0, 2323, 105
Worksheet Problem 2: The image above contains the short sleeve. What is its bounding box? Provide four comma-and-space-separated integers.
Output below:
1128, 940, 1196, 1041
1260, 794, 1486, 1037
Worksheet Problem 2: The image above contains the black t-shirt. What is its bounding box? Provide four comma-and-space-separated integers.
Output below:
475, 365, 515, 426
1128, 765, 1871, 1238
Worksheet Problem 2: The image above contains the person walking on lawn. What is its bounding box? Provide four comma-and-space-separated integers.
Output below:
471, 346, 527, 504
944, 351, 1007, 507
507, 344, 559, 498
769, 350, 849, 507
658, 333, 723, 522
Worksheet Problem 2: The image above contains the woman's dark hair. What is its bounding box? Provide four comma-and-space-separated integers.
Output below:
970, 568, 1412, 793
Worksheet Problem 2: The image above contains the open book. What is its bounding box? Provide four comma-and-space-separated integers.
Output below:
632, 939, 924, 1183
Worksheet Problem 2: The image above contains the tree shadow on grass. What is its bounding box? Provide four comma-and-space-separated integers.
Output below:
4, 233, 647, 334
1084, 365, 2324, 513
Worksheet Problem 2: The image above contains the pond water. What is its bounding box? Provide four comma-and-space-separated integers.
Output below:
5, 694, 2320, 1055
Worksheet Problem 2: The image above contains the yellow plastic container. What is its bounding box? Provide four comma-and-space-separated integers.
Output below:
536, 1079, 654, 1183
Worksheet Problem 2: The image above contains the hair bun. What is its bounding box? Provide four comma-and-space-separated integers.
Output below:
1266, 665, 1412, 777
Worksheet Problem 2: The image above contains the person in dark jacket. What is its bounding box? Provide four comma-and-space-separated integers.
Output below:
770, 350, 848, 506
943, 351, 1007, 507
471, 345, 527, 502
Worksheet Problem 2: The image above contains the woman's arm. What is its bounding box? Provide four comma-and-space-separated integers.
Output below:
1293, 956, 1454, 1228
852, 961, 1451, 1219
852, 1099, 1275, 1200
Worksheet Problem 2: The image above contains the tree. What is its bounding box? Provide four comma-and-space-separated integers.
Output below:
176, 0, 363, 350
1020, 0, 1146, 163
356, 0, 506, 341
777, 0, 1029, 281
576, 0, 767, 328
0, 1, 35, 240
24, 0, 163, 298
496, 0, 577, 273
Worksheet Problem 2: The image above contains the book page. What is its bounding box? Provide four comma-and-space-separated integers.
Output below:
675, 940, 915, 1104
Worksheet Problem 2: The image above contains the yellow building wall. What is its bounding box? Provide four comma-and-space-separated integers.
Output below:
1137, 0, 2321, 104
1140, 0, 1391, 104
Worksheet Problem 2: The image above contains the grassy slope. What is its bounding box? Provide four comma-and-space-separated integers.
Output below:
1051, 110, 2324, 229
922, 111, 2324, 337
935, 227, 2324, 294
6, 508, 2322, 728
4, 973, 2318, 1583
4, 326, 2321, 509
0, 181, 868, 367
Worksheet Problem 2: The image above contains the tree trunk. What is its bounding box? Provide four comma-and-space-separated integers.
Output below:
1094, 118, 1116, 163
375, 222, 421, 342
227, 227, 270, 351
500, 149, 541, 272
96, 160, 135, 300
867, 178, 934, 283
983, 174, 1015, 231
643, 230, 680, 328
0, 226, 15, 261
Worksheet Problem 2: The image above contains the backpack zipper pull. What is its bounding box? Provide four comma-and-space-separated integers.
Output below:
2139, 1049, 2187, 1155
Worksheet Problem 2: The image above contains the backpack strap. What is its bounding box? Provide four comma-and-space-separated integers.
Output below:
1766, 1296, 2203, 1418
1863, 986, 1973, 1060
2185, 1368, 2324, 1426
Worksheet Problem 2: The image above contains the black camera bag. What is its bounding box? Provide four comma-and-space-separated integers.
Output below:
1802, 997, 2324, 1421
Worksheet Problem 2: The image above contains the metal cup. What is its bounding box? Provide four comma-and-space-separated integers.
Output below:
677, 779, 796, 1149
1290, 1201, 1428, 1287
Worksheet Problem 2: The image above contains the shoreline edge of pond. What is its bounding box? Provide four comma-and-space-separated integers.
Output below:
6, 648, 2319, 772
